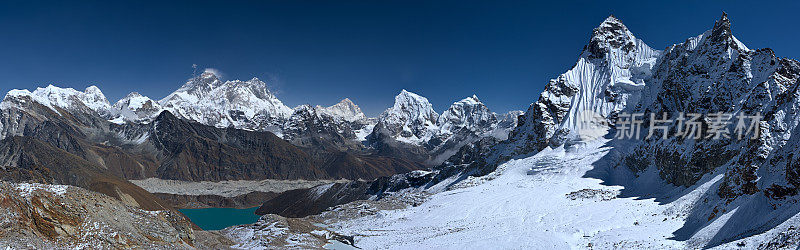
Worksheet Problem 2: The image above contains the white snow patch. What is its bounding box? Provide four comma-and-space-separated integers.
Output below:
15, 183, 69, 198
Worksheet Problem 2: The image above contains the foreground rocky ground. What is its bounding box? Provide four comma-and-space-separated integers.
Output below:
0, 181, 232, 249
0, 179, 408, 249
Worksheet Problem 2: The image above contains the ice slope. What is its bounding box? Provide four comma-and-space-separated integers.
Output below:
327, 139, 787, 249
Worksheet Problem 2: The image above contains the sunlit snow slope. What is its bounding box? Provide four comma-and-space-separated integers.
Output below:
327, 139, 798, 249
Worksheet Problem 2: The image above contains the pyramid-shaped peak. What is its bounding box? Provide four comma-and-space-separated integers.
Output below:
328, 98, 361, 111
601, 15, 622, 25
595, 15, 630, 34
394, 89, 432, 107
338, 98, 355, 105
584, 15, 638, 57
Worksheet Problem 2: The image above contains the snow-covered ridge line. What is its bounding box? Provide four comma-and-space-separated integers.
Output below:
2, 84, 113, 117
0, 73, 519, 157
0, 71, 372, 135
374, 89, 521, 145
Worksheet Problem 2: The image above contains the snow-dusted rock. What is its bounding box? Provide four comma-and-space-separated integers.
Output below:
369, 90, 520, 164
436, 95, 497, 137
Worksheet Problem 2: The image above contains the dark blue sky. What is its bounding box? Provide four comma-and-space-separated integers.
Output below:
0, 1, 797, 116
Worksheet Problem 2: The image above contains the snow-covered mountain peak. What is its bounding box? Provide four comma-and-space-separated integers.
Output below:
215, 77, 277, 102
316, 98, 367, 123
80, 85, 112, 111
437, 95, 496, 135
372, 90, 439, 144
395, 89, 429, 106
83, 85, 104, 96
457, 95, 480, 105
506, 15, 660, 152
158, 71, 292, 131
385, 89, 438, 125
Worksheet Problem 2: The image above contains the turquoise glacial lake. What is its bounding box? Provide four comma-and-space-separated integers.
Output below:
179, 207, 260, 230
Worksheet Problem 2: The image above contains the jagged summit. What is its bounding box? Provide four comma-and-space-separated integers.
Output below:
682, 12, 749, 53
368, 90, 518, 164
372, 89, 440, 144
710, 12, 733, 43
585, 15, 638, 57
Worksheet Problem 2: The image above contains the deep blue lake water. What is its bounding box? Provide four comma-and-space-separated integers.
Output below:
179, 207, 260, 230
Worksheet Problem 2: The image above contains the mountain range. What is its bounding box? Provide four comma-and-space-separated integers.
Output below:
0, 64, 519, 211
2, 12, 799, 249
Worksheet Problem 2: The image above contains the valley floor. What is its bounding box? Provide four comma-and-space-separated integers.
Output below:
130, 178, 348, 197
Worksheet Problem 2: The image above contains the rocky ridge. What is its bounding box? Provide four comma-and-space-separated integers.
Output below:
0, 181, 229, 249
